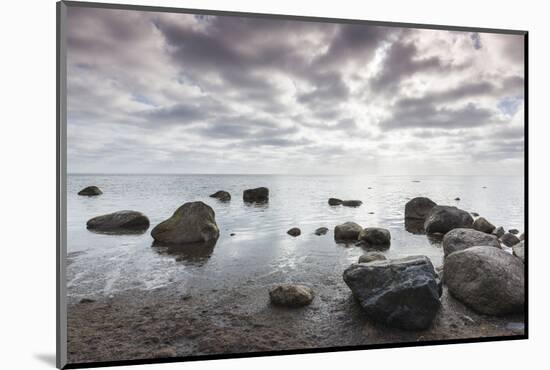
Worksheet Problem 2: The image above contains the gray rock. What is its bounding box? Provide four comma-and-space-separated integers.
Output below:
519, 233, 525, 241
243, 187, 269, 203
209, 190, 231, 201
444, 246, 524, 315
513, 241, 525, 262
424, 205, 474, 234
442, 228, 500, 257
343, 256, 441, 330
78, 186, 102, 196
328, 198, 343, 206
509, 229, 519, 235
500, 232, 521, 247
342, 200, 363, 207
454, 197, 461, 201
357, 227, 391, 248
86, 210, 150, 233
269, 284, 314, 307
405, 197, 437, 220
358, 252, 386, 263
472, 217, 495, 234
334, 222, 363, 241
314, 227, 329, 236
287, 227, 301, 237
471, 212, 480, 217
151, 202, 219, 244
492, 226, 505, 238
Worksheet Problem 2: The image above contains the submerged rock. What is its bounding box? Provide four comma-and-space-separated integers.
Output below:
342, 200, 363, 207
472, 217, 495, 234
404, 197, 437, 220
151, 201, 219, 244
78, 186, 102, 196
287, 227, 301, 237
424, 205, 474, 234
334, 222, 363, 241
492, 226, 505, 238
358, 252, 386, 263
343, 256, 441, 330
444, 246, 524, 315
442, 228, 500, 257
328, 198, 343, 206
269, 284, 314, 307
86, 210, 150, 233
509, 229, 519, 235
357, 227, 391, 248
209, 190, 231, 201
500, 232, 520, 247
314, 227, 329, 236
513, 241, 525, 262
243, 187, 269, 203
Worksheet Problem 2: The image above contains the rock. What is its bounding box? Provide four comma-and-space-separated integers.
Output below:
519, 233, 525, 241
509, 229, 519, 235
444, 246, 524, 315
454, 197, 461, 201
471, 212, 479, 217
328, 198, 343, 206
334, 222, 363, 241
209, 190, 231, 201
342, 200, 362, 207
230, 233, 236, 236
269, 284, 314, 307
343, 256, 441, 330
79, 298, 95, 304
500, 232, 520, 247
404, 197, 437, 220
357, 227, 391, 248
492, 226, 505, 238
287, 227, 301, 237
442, 228, 500, 257
86, 210, 150, 233
243, 187, 269, 203
472, 217, 495, 234
151, 201, 219, 244
513, 241, 525, 262
358, 252, 386, 263
78, 186, 102, 196
404, 218, 426, 235
424, 206, 474, 234
314, 227, 328, 236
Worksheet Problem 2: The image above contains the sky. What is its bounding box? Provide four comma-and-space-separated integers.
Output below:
66, 6, 525, 175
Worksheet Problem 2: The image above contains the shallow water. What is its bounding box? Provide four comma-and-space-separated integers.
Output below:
66, 174, 524, 300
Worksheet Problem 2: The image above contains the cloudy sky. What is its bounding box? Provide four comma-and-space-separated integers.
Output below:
66, 6, 525, 175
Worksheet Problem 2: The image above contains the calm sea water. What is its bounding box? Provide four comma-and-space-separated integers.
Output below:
66, 174, 524, 300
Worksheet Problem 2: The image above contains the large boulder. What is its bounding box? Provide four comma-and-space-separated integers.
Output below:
334, 222, 363, 241
442, 228, 500, 257
328, 198, 343, 206
444, 246, 524, 315
342, 200, 363, 207
424, 206, 474, 234
343, 256, 441, 330
86, 210, 149, 233
513, 241, 525, 262
269, 285, 314, 307
472, 217, 495, 234
405, 197, 437, 220
357, 227, 391, 248
78, 186, 102, 196
243, 187, 269, 203
209, 190, 231, 202
500, 232, 520, 247
151, 202, 219, 244
358, 252, 386, 263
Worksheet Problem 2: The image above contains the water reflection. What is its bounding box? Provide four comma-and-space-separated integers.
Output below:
152, 240, 217, 266
87, 228, 149, 236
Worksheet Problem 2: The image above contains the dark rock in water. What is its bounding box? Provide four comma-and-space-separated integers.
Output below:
342, 200, 362, 207
87, 210, 150, 233
243, 187, 269, 203
405, 197, 437, 220
454, 197, 461, 201
209, 190, 231, 201
79, 298, 95, 304
343, 256, 441, 330
78, 186, 102, 196
358, 227, 391, 248
424, 205, 474, 234
368, 212, 375, 214
328, 198, 343, 206
314, 227, 329, 236
445, 246, 524, 315
412, 180, 421, 183
358, 252, 386, 263
509, 229, 519, 235
519, 233, 525, 241
442, 228, 500, 257
471, 212, 480, 217
334, 222, 363, 241
230, 233, 236, 236
287, 227, 301, 237
492, 226, 505, 238
269, 284, 314, 307
151, 201, 219, 244
472, 217, 496, 234
500, 232, 520, 247
513, 241, 525, 262
404, 218, 426, 235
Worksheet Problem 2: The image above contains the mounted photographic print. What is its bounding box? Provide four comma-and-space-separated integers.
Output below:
56, 1, 527, 368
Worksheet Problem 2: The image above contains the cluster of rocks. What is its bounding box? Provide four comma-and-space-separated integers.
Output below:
328, 198, 363, 207
334, 222, 391, 249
